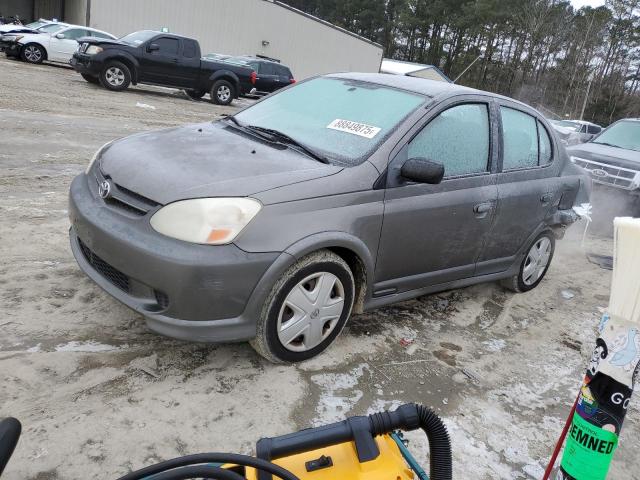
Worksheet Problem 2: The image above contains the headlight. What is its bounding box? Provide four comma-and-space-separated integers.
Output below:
14, 35, 24, 42
85, 141, 113, 174
86, 45, 103, 55
150, 198, 262, 245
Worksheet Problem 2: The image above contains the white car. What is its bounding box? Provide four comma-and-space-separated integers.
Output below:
7, 23, 115, 64
0, 19, 52, 33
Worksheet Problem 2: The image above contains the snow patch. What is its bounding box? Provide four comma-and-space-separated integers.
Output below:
54, 341, 123, 352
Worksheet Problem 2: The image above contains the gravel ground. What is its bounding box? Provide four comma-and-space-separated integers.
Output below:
1, 55, 639, 479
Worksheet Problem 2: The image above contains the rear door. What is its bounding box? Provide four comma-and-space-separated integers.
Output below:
374, 98, 499, 296
48, 27, 88, 62
173, 38, 200, 88
255, 61, 280, 92
138, 36, 181, 85
477, 103, 561, 275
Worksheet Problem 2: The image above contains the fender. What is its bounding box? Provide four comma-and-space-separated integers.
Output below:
208, 70, 241, 96
102, 51, 140, 83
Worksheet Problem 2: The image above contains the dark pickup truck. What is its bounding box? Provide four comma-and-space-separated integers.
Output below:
70, 30, 257, 105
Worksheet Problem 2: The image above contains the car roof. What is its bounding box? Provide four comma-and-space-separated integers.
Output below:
133, 29, 194, 41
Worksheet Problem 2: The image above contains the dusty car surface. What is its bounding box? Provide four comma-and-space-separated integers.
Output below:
68, 73, 590, 363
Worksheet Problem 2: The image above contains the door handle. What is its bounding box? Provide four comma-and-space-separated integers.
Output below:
473, 202, 493, 214
540, 193, 553, 203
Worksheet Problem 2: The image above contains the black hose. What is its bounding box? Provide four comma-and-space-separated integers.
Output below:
116, 453, 299, 480
140, 465, 245, 480
416, 404, 452, 480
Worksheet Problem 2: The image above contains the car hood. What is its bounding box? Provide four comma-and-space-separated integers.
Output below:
0, 27, 39, 35
77, 36, 126, 46
567, 142, 640, 169
99, 121, 342, 204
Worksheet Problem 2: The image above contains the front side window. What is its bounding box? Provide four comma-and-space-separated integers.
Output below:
408, 103, 490, 177
153, 37, 179, 55
61, 28, 89, 40
501, 107, 539, 169
234, 77, 426, 166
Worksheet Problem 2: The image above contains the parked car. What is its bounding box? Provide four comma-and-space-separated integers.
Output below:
1, 22, 67, 53
224, 55, 295, 94
549, 119, 602, 146
70, 30, 257, 105
0, 18, 51, 34
68, 73, 590, 363
3, 23, 114, 64
567, 118, 640, 198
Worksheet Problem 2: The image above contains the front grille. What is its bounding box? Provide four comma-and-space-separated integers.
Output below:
154, 290, 170, 310
78, 239, 130, 293
572, 156, 639, 190
94, 170, 161, 216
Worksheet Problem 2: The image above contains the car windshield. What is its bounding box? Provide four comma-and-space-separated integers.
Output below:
558, 120, 580, 130
591, 120, 640, 152
38, 23, 65, 33
233, 77, 426, 166
120, 30, 156, 46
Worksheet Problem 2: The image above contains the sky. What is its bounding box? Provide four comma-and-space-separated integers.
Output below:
571, 0, 606, 8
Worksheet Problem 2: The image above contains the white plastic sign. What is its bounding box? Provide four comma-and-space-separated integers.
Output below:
327, 119, 381, 139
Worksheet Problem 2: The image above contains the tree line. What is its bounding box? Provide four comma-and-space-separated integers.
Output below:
285, 0, 640, 126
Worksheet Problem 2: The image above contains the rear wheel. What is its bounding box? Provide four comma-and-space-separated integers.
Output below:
99, 61, 131, 91
210, 79, 235, 105
502, 232, 555, 293
250, 250, 355, 363
21, 43, 45, 64
81, 73, 100, 85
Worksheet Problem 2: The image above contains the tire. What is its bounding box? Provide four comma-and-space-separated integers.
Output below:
210, 79, 235, 105
501, 231, 555, 293
21, 43, 45, 64
250, 250, 355, 363
81, 73, 100, 85
99, 61, 131, 91
185, 89, 206, 100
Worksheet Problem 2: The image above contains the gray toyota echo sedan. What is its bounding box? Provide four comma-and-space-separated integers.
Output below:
68, 73, 590, 363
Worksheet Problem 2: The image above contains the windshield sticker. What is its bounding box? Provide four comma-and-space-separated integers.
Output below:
327, 119, 381, 139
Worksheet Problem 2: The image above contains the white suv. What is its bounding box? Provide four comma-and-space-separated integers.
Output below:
7, 23, 115, 64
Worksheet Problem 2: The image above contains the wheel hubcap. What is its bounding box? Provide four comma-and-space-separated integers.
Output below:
523, 237, 552, 286
217, 85, 231, 101
25, 46, 41, 61
105, 67, 125, 86
277, 272, 345, 352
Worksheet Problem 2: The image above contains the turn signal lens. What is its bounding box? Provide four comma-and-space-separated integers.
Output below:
150, 198, 262, 245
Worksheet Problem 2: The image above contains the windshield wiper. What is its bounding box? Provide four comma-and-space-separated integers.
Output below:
243, 125, 330, 164
592, 141, 622, 149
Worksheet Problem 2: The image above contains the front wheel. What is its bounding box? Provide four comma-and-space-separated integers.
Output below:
502, 232, 555, 293
99, 61, 131, 91
250, 250, 355, 363
210, 79, 235, 105
21, 43, 45, 64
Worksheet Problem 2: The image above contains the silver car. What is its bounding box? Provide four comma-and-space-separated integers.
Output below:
68, 73, 590, 362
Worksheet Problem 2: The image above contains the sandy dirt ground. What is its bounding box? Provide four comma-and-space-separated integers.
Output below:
1, 55, 639, 480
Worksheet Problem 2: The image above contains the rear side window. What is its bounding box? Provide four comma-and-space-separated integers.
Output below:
277, 65, 292, 78
183, 39, 197, 58
501, 107, 538, 169
261, 63, 277, 75
91, 31, 112, 39
408, 103, 490, 177
62, 28, 90, 40
538, 121, 553, 165
153, 37, 179, 56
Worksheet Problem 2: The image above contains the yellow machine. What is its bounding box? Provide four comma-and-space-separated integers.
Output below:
0, 404, 452, 480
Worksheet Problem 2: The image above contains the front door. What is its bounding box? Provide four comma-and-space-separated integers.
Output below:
374, 101, 498, 296
139, 36, 181, 85
49, 28, 88, 62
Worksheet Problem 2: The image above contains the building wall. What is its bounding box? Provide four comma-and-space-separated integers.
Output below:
34, 0, 63, 21
0, 0, 34, 22
63, 0, 87, 26
79, 0, 382, 80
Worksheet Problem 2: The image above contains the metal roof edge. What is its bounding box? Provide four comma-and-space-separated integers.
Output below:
267, 1, 383, 50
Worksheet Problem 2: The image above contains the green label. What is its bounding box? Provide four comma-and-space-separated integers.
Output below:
561, 412, 618, 480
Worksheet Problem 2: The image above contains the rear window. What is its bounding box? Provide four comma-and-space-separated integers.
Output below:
183, 39, 197, 58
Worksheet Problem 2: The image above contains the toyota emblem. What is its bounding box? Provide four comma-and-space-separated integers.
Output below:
98, 179, 113, 199
591, 168, 608, 178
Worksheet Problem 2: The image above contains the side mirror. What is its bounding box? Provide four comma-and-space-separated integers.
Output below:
147, 43, 159, 52
400, 157, 444, 184
55, 33, 65, 39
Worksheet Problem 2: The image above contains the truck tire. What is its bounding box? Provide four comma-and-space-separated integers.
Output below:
21, 43, 45, 64
81, 73, 100, 85
99, 61, 131, 91
250, 249, 355, 363
185, 89, 206, 100
210, 79, 235, 105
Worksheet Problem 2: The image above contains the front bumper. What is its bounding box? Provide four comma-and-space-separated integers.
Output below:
2, 41, 20, 56
70, 53, 101, 75
68, 173, 280, 342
